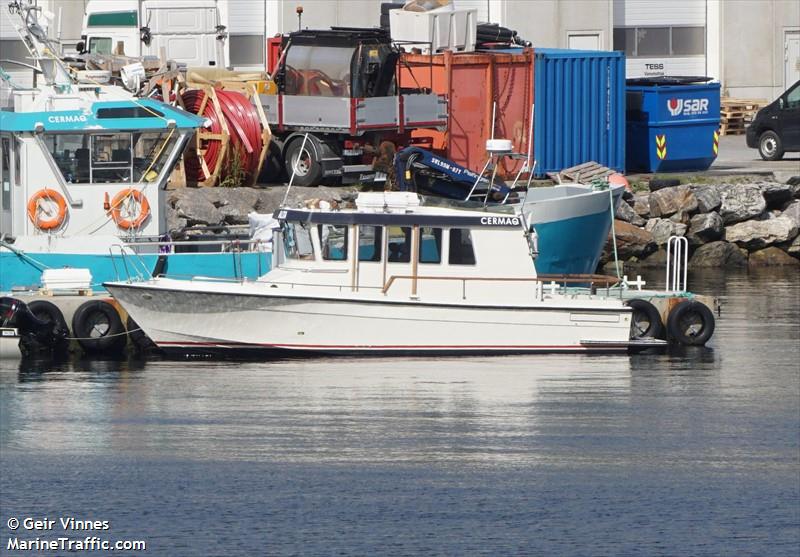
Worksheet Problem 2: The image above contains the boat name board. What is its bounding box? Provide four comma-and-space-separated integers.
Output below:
275, 210, 522, 228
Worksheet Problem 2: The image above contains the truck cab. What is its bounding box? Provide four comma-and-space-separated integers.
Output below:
80, 0, 227, 68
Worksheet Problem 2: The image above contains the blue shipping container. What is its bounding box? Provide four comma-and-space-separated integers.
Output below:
533, 49, 626, 177
626, 82, 721, 173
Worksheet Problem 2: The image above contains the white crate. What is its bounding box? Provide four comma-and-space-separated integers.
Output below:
41, 268, 93, 291
390, 9, 477, 54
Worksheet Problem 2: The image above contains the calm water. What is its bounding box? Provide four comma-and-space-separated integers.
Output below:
1, 270, 798, 556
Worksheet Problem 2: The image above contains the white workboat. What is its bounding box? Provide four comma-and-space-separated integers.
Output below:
105, 192, 652, 356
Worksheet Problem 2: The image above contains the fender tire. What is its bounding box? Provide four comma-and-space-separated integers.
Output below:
26, 300, 70, 353
758, 130, 784, 162
625, 298, 664, 339
26, 300, 69, 337
667, 300, 715, 346
284, 136, 323, 187
72, 300, 127, 355
126, 315, 158, 354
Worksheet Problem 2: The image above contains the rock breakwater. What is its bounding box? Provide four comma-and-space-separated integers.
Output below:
604, 178, 800, 270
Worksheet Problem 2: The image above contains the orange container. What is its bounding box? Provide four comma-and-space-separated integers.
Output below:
399, 49, 534, 178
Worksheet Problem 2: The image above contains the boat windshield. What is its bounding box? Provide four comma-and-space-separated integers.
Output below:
282, 221, 314, 260
44, 131, 178, 184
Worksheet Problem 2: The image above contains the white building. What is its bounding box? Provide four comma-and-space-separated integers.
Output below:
1, 0, 797, 100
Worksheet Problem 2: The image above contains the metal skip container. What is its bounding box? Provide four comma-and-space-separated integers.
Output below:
533, 48, 626, 177
625, 79, 721, 173
399, 49, 534, 179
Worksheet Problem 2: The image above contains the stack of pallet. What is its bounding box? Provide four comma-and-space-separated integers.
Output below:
720, 98, 766, 136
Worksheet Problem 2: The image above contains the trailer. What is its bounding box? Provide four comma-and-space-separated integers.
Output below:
260, 27, 448, 186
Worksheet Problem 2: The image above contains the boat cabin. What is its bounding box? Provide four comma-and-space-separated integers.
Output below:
0, 97, 203, 243
267, 192, 540, 303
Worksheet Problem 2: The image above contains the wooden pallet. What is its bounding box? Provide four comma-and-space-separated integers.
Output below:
547, 161, 615, 184
720, 97, 767, 136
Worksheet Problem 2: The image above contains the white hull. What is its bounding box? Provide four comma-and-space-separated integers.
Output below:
107, 281, 633, 355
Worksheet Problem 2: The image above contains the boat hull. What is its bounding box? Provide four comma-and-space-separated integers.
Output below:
524, 184, 624, 276
106, 282, 633, 356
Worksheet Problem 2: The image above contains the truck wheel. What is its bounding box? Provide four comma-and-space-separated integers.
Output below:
758, 130, 784, 161
285, 137, 323, 187
259, 141, 286, 184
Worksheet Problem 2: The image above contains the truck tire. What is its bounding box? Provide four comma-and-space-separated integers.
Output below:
284, 136, 323, 187
259, 141, 286, 184
758, 130, 784, 161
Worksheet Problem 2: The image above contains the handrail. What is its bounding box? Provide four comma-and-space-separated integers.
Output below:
381, 273, 621, 295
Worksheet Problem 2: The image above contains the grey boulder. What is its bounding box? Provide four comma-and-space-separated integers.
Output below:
689, 241, 748, 268
686, 212, 724, 246
719, 183, 766, 224
724, 216, 799, 250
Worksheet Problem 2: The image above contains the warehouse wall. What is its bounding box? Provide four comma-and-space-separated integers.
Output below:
500, 0, 612, 50
720, 0, 799, 101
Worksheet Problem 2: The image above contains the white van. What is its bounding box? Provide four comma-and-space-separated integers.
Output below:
80, 0, 228, 67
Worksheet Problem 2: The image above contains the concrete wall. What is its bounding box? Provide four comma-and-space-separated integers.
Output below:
267, 0, 382, 36
499, 0, 612, 49
720, 0, 800, 101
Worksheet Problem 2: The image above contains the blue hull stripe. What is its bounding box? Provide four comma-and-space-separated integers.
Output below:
1, 252, 272, 293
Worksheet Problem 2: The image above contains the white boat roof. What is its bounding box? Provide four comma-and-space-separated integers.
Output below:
274, 192, 524, 229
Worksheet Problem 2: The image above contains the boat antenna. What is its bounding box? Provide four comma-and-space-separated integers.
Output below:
281, 133, 310, 207
525, 102, 535, 188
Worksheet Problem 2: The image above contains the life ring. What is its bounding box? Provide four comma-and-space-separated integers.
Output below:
27, 189, 68, 230
72, 300, 127, 354
667, 300, 716, 346
110, 189, 150, 230
625, 298, 664, 339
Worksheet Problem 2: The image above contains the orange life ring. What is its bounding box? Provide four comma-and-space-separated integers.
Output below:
110, 189, 151, 230
27, 189, 68, 230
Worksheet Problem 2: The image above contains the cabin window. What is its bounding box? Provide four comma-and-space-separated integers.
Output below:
132, 132, 178, 182
318, 224, 348, 261
282, 222, 314, 260
358, 225, 382, 262
45, 134, 88, 183
92, 134, 132, 183
97, 107, 165, 119
449, 229, 476, 265
44, 132, 176, 184
88, 37, 113, 55
418, 227, 442, 264
387, 226, 412, 263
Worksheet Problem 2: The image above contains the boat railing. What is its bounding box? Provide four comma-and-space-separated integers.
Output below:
108, 244, 151, 283
381, 273, 622, 299
109, 238, 271, 283
665, 236, 689, 292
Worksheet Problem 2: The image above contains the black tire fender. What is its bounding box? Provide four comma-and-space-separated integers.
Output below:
667, 300, 716, 346
625, 298, 664, 339
126, 315, 158, 354
71, 300, 127, 354
26, 300, 69, 336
